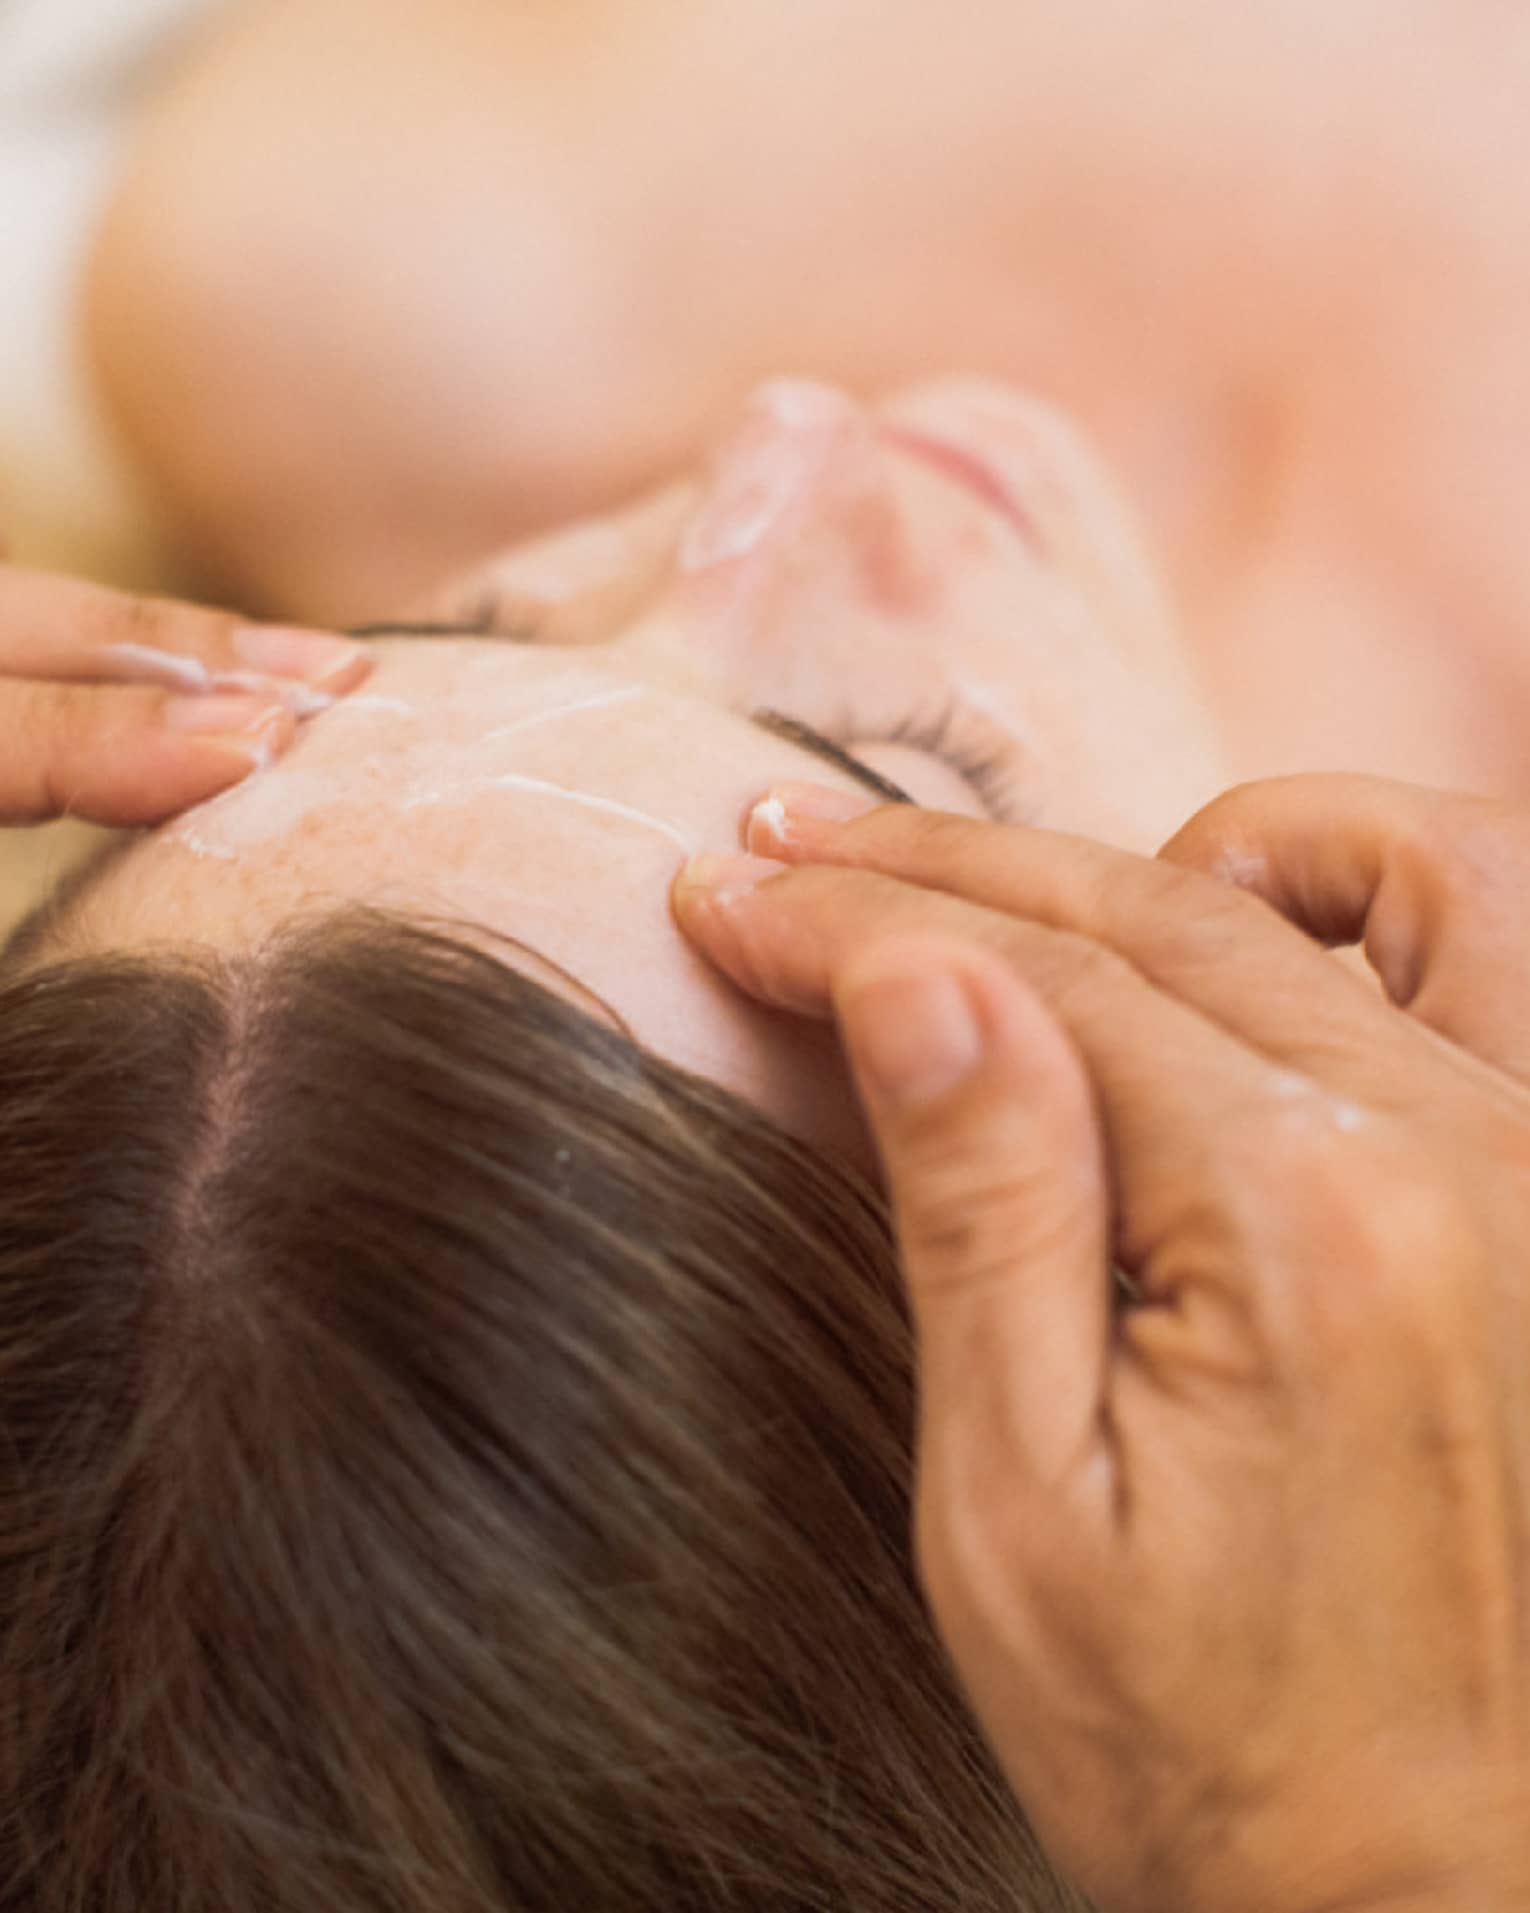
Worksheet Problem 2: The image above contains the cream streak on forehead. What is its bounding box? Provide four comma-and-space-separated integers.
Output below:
165, 664, 665, 861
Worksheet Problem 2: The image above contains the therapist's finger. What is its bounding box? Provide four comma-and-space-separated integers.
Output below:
673, 851, 1352, 1281
739, 784, 1417, 1106
0, 680, 297, 826
1162, 775, 1530, 1086
0, 564, 371, 712
834, 932, 1114, 1491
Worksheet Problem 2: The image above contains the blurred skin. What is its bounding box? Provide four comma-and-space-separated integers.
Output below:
57, 378, 1227, 1166
87, 0, 1530, 798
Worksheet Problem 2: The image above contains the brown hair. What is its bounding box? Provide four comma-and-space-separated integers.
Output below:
0, 909, 1084, 1911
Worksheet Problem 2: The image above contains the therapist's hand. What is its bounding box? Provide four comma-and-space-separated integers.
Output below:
672, 782, 1530, 1913
1162, 772, 1530, 1090
0, 562, 371, 826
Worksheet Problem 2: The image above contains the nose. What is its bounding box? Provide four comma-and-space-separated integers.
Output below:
678, 380, 883, 576
675, 378, 951, 652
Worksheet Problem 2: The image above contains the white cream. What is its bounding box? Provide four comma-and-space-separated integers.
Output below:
175, 768, 337, 860
166, 672, 689, 860
336, 694, 419, 718
206, 670, 336, 718
466, 776, 696, 855
103, 643, 212, 693
483, 684, 643, 742
750, 793, 789, 849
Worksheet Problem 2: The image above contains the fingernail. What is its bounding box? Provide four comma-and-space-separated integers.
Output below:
676, 850, 789, 905
163, 692, 297, 767
206, 670, 337, 717
232, 627, 372, 692
842, 963, 984, 1106
748, 781, 880, 853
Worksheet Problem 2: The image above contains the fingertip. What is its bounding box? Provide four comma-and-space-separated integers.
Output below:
229, 627, 374, 695
1155, 789, 1249, 872
745, 782, 882, 856
181, 709, 298, 784
66, 701, 297, 827
675, 850, 789, 906
671, 851, 785, 945
159, 692, 298, 786
836, 934, 1091, 1129
835, 949, 986, 1109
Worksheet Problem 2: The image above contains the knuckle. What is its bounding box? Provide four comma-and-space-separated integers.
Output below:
1169, 778, 1270, 853
863, 801, 966, 853
860, 806, 993, 885
1162, 776, 1277, 868
1134, 855, 1258, 941
1272, 1121, 1471, 1342
0, 682, 75, 819
893, 1131, 1061, 1297
1024, 928, 1131, 1016
95, 588, 162, 648
88, 585, 228, 662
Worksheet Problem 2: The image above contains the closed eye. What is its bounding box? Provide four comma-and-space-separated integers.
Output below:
745, 711, 915, 806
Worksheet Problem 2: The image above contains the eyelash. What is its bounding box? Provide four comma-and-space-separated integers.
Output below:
870, 693, 1024, 820
371, 599, 1026, 819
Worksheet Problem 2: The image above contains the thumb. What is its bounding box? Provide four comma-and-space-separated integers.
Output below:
833, 935, 1112, 1492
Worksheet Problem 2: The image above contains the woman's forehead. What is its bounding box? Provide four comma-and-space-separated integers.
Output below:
55, 636, 878, 961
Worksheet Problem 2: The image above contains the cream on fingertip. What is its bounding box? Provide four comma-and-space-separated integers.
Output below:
207, 670, 338, 718
162, 693, 297, 770
747, 782, 880, 854
102, 643, 214, 693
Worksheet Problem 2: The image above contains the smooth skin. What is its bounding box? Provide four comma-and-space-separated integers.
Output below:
673, 776, 1530, 1913
0, 562, 371, 825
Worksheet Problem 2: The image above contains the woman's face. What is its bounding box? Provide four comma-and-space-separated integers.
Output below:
72, 380, 1227, 1165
